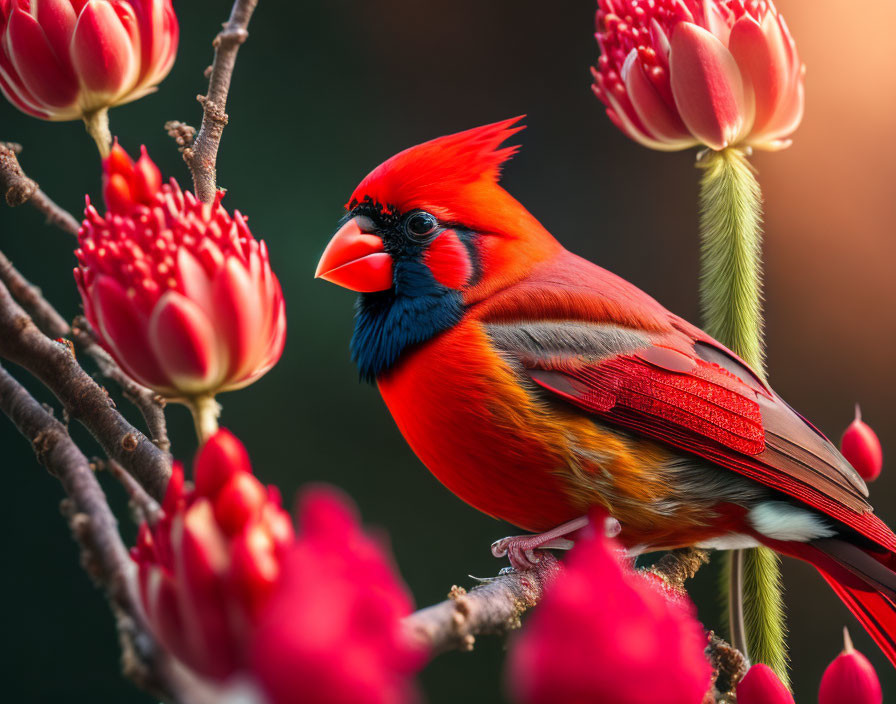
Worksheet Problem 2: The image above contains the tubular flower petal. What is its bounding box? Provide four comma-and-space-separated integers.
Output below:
131, 429, 295, 682
840, 405, 883, 482
248, 486, 425, 704
103, 141, 162, 212
0, 0, 178, 121
593, 0, 803, 151
819, 628, 882, 704
505, 516, 711, 704
736, 663, 794, 704
74, 144, 286, 401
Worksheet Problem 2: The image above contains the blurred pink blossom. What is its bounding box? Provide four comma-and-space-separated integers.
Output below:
505, 516, 711, 704
248, 486, 425, 704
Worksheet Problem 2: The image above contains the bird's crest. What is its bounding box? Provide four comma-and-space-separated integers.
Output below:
348, 117, 525, 215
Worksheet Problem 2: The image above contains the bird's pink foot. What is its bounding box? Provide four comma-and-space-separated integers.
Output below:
491, 516, 592, 571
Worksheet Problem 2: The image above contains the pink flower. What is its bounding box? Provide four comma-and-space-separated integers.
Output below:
592, 0, 804, 151
131, 429, 295, 681
74, 144, 286, 401
132, 435, 422, 699
248, 487, 425, 704
840, 405, 883, 482
736, 663, 793, 704
505, 519, 711, 704
0, 0, 178, 121
819, 628, 882, 704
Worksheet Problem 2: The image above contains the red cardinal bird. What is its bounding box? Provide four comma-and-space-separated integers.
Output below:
315, 118, 896, 665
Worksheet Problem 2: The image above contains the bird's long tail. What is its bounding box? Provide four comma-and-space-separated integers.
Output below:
777, 538, 896, 666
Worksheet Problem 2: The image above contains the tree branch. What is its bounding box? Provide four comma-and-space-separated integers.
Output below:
105, 458, 162, 526
0, 142, 81, 236
403, 554, 561, 656
402, 546, 741, 702
0, 362, 171, 697
405, 547, 712, 656
183, 0, 259, 203
707, 631, 748, 703
644, 547, 711, 596
0, 278, 171, 501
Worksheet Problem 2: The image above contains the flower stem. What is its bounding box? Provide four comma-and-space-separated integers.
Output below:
697, 147, 789, 685
187, 394, 221, 444
698, 148, 764, 370
83, 108, 112, 158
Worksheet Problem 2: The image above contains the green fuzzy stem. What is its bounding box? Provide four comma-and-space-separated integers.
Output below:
698, 148, 764, 370
698, 148, 789, 685
744, 547, 789, 684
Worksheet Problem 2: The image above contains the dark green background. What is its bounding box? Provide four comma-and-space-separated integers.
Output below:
1, 1, 893, 701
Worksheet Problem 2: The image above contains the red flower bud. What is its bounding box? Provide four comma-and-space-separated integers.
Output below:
0, 0, 178, 121
103, 141, 162, 213
214, 472, 268, 536
230, 521, 282, 618
193, 424, 251, 497
819, 628, 882, 704
132, 429, 293, 682
593, 0, 803, 151
840, 405, 883, 482
736, 663, 793, 704
74, 145, 286, 401
505, 516, 711, 704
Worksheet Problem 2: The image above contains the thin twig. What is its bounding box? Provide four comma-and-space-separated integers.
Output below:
0, 362, 170, 698
707, 632, 748, 703
165, 120, 196, 154
403, 554, 561, 655
72, 317, 171, 453
0, 250, 69, 337
184, 0, 259, 203
105, 458, 162, 526
0, 278, 171, 501
0, 142, 81, 236
645, 547, 711, 596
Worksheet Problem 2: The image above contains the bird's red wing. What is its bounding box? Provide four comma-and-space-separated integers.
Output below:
520, 338, 896, 552
474, 251, 894, 551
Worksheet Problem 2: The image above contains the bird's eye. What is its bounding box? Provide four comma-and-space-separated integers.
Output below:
404, 211, 439, 241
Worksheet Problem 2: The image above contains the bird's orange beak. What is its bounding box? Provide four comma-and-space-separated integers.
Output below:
314, 217, 393, 292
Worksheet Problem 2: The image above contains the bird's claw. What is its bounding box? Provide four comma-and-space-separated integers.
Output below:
490, 516, 596, 571
491, 535, 575, 571
491, 537, 541, 571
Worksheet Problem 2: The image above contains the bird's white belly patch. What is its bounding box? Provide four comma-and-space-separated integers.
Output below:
748, 501, 836, 542
694, 502, 837, 550
696, 534, 761, 550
